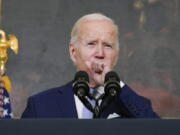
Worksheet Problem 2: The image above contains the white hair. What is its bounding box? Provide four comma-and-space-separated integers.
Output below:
70, 13, 119, 49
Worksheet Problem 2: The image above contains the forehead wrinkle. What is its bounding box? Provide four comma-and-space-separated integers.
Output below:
80, 28, 116, 41
77, 20, 118, 45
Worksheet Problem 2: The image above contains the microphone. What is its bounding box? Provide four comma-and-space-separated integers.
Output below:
99, 71, 121, 113
73, 71, 89, 97
73, 71, 94, 112
104, 71, 121, 97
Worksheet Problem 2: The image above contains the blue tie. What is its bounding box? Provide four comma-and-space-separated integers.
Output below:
82, 97, 95, 118
82, 88, 98, 119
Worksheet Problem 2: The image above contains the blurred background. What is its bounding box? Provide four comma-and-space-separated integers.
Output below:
1, 0, 180, 118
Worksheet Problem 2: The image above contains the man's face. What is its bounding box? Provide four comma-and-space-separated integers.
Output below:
69, 20, 119, 88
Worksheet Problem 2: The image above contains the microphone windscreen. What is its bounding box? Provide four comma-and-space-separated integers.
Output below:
104, 71, 120, 83
74, 71, 89, 82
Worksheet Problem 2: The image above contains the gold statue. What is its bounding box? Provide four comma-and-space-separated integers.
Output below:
0, 29, 18, 91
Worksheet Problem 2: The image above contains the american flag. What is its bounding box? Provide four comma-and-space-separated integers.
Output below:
0, 87, 13, 119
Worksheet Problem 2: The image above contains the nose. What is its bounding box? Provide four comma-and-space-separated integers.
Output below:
95, 44, 105, 59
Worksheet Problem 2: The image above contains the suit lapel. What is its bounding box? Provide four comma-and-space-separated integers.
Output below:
99, 98, 122, 118
56, 82, 78, 118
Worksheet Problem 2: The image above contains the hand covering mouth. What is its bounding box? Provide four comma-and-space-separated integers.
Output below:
92, 61, 104, 74
95, 68, 103, 74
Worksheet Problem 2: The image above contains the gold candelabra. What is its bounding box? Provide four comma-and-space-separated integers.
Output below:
0, 29, 18, 91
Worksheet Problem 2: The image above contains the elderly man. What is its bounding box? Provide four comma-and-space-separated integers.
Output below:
22, 13, 158, 118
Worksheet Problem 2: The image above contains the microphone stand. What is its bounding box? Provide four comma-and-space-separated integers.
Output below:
92, 94, 104, 118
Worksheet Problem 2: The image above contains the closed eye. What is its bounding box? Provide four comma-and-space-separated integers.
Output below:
87, 42, 96, 46
104, 44, 112, 48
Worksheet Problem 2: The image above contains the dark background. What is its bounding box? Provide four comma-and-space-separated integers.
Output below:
2, 0, 180, 118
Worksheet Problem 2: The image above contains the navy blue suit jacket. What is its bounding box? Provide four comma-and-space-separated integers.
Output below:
22, 82, 159, 118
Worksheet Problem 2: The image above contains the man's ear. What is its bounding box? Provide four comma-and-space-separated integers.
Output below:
112, 52, 119, 68
69, 44, 77, 65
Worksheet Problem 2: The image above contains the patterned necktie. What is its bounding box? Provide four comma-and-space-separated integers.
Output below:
82, 88, 97, 119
